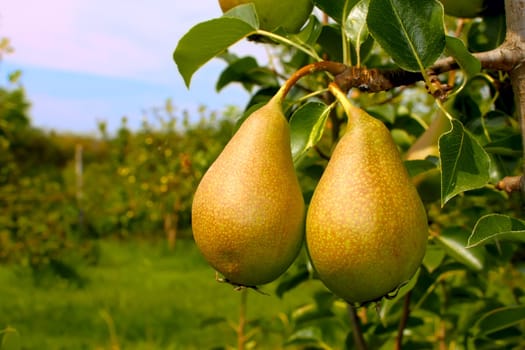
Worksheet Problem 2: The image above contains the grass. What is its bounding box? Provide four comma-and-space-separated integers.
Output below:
0, 239, 327, 349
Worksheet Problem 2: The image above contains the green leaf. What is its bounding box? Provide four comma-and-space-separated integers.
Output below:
317, 25, 344, 63
367, 0, 445, 72
445, 36, 481, 79
222, 3, 259, 28
474, 305, 525, 338
290, 16, 323, 47
379, 268, 421, 324
290, 102, 333, 163
174, 18, 256, 87
404, 159, 438, 178
285, 326, 324, 346
467, 214, 525, 248
275, 264, 310, 298
314, 0, 359, 23
344, 0, 370, 50
484, 134, 523, 157
434, 227, 484, 271
422, 244, 446, 273
215, 57, 278, 92
468, 14, 506, 53
439, 119, 491, 205
0, 327, 20, 350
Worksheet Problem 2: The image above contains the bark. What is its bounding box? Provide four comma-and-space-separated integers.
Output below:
505, 0, 525, 160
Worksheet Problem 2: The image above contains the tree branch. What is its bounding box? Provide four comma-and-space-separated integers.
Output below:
504, 0, 525, 200
496, 175, 522, 193
333, 42, 525, 94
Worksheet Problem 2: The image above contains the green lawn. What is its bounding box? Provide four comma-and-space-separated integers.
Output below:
0, 239, 328, 349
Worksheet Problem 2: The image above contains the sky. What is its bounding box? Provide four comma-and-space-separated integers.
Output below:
0, 0, 267, 134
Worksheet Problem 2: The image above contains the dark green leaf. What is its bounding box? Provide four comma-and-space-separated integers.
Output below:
434, 227, 484, 271
445, 36, 481, 79
200, 316, 228, 327
404, 159, 438, 178
484, 134, 523, 157
314, 0, 359, 23
367, 0, 445, 72
216, 57, 278, 92
467, 214, 525, 248
468, 14, 506, 53
474, 305, 525, 337
290, 102, 333, 163
439, 119, 491, 205
275, 265, 310, 298
174, 18, 256, 87
317, 25, 344, 63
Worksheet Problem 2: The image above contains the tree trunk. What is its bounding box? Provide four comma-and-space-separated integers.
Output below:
505, 0, 525, 163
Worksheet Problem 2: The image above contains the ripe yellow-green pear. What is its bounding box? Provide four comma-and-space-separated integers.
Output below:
218, 0, 313, 33
191, 93, 305, 287
306, 88, 428, 304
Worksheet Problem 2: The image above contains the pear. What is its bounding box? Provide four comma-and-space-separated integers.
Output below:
306, 95, 428, 304
191, 94, 305, 287
218, 0, 313, 33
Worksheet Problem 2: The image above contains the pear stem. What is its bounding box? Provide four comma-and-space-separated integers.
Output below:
347, 304, 368, 350
328, 82, 360, 122
237, 288, 248, 350
278, 61, 347, 102
394, 291, 412, 350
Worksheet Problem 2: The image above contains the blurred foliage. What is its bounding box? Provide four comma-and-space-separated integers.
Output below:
0, 69, 236, 281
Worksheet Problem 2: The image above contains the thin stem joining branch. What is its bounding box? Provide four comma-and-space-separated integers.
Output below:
333, 41, 525, 95
348, 304, 368, 350
395, 292, 412, 350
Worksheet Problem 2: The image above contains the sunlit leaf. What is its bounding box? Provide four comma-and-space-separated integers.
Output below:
344, 0, 370, 50
174, 18, 256, 87
434, 227, 484, 271
222, 3, 259, 28
367, 0, 445, 72
439, 119, 491, 205
422, 244, 446, 273
445, 36, 481, 79
290, 102, 333, 163
467, 214, 525, 248
0, 327, 20, 350
285, 326, 324, 346
474, 305, 525, 337
290, 16, 323, 47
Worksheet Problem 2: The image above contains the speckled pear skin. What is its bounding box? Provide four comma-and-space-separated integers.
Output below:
191, 96, 305, 287
306, 108, 428, 304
